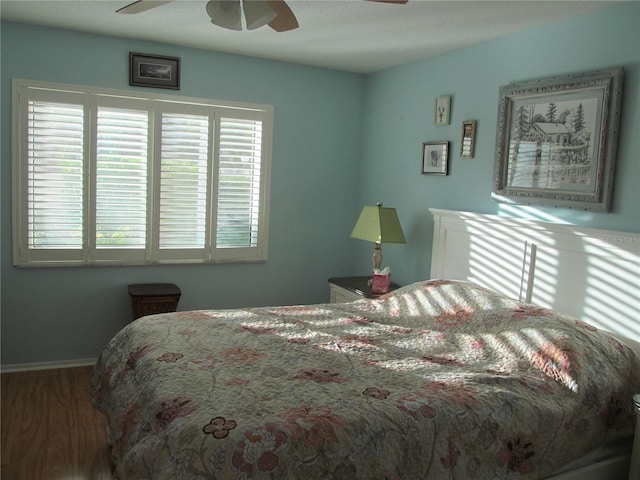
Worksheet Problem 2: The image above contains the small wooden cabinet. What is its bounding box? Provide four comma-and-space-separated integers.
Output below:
328, 276, 400, 303
128, 283, 181, 320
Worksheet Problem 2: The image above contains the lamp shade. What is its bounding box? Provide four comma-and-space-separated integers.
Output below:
350, 203, 406, 244
207, 0, 276, 31
206, 0, 242, 31
243, 0, 277, 30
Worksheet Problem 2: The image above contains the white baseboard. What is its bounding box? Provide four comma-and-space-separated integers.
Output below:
0, 357, 97, 374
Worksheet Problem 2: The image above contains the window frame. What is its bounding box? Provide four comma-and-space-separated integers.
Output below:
12, 78, 273, 267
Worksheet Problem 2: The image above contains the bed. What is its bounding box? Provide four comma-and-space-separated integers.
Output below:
91, 210, 640, 479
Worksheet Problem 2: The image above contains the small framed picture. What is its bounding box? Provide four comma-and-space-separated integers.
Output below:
460, 120, 477, 159
434, 95, 451, 125
422, 141, 449, 175
130, 52, 180, 90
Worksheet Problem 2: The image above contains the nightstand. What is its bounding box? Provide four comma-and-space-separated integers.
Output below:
128, 283, 181, 320
328, 276, 400, 303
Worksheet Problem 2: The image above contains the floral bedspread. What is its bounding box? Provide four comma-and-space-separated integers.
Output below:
91, 280, 640, 479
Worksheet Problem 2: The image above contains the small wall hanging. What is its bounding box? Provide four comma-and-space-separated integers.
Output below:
434, 95, 451, 125
460, 120, 476, 159
422, 141, 449, 175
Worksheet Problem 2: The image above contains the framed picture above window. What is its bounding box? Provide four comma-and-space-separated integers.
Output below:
492, 68, 623, 211
130, 52, 181, 90
422, 141, 449, 175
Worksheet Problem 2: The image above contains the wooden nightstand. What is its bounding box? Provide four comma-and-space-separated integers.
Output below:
328, 276, 400, 303
128, 283, 181, 320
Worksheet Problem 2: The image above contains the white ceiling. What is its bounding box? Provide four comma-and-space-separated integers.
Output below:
0, 0, 619, 74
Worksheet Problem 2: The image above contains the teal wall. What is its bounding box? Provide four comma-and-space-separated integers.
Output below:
0, 22, 365, 366
2, 2, 639, 367
357, 2, 640, 281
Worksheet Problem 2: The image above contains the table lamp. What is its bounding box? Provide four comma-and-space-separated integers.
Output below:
350, 202, 406, 271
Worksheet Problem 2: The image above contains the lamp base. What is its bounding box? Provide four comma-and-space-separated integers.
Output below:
372, 242, 382, 271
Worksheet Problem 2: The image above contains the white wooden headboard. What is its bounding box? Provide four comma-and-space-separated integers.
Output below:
430, 209, 640, 344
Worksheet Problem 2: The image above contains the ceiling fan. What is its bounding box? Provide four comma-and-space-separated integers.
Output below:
116, 0, 408, 33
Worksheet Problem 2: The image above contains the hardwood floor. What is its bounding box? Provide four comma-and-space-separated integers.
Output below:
1, 366, 113, 479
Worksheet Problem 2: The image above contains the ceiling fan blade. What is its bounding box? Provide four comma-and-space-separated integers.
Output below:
266, 0, 299, 32
116, 0, 174, 14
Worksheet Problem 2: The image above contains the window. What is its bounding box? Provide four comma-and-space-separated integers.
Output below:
12, 79, 272, 266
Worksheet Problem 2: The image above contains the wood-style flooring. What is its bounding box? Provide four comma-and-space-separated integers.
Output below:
1, 366, 113, 479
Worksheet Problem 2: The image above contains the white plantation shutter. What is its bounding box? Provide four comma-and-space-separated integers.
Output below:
96, 107, 148, 248
13, 80, 272, 266
159, 112, 209, 249
27, 100, 84, 249
216, 117, 262, 248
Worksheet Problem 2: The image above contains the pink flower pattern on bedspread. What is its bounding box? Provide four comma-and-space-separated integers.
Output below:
90, 280, 640, 479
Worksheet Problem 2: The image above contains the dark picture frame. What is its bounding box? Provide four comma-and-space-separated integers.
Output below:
422, 141, 449, 175
130, 52, 181, 90
492, 68, 623, 211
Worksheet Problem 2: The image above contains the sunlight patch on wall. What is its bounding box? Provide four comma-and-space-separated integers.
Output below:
498, 204, 571, 226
